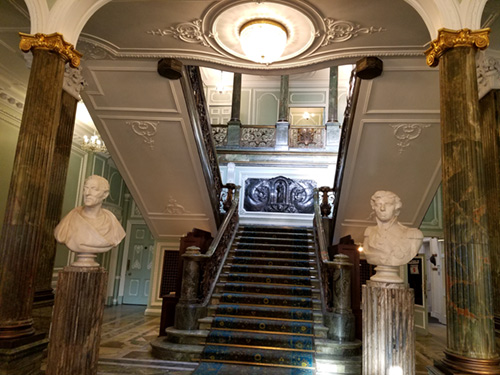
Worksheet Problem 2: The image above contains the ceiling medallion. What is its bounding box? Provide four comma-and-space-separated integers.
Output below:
204, 0, 323, 64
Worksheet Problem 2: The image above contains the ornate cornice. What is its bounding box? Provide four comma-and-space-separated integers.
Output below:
19, 32, 82, 68
425, 28, 490, 67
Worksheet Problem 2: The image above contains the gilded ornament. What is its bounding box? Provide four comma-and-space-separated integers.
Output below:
425, 28, 490, 67
19, 32, 82, 68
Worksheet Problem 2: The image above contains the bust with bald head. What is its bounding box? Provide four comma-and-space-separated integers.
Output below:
54, 175, 126, 267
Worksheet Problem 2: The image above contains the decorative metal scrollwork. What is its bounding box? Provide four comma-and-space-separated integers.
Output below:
244, 176, 316, 214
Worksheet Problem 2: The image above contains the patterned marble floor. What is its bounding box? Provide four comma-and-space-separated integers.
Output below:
97, 305, 447, 375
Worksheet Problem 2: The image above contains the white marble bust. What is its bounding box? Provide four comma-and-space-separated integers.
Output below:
54, 175, 126, 267
363, 191, 423, 281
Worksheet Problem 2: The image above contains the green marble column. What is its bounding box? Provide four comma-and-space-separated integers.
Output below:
479, 90, 500, 339
227, 72, 242, 146
0, 33, 80, 342
278, 75, 289, 122
426, 29, 500, 374
328, 66, 338, 122
229, 72, 242, 124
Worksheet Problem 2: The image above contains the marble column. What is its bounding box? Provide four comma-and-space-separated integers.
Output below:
0, 33, 81, 342
276, 75, 289, 151
479, 89, 500, 339
326, 67, 341, 151
227, 73, 241, 146
425, 29, 500, 374
34, 66, 83, 308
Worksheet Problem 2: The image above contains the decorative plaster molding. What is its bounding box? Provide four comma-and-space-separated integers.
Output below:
164, 196, 191, 215
391, 123, 431, 153
477, 51, 500, 99
77, 39, 116, 60
147, 19, 211, 47
63, 65, 87, 100
321, 18, 385, 46
127, 120, 158, 150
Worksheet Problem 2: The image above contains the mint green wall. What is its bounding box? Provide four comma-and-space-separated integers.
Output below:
0, 117, 20, 230
420, 185, 443, 238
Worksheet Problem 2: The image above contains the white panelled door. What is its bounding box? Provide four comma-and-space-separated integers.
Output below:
123, 224, 155, 305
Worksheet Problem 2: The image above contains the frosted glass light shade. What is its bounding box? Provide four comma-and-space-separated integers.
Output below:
239, 19, 287, 64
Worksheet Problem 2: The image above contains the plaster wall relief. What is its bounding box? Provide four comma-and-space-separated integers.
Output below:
163, 196, 191, 215
321, 18, 385, 46
147, 19, 211, 47
244, 176, 316, 214
127, 120, 158, 150
391, 123, 431, 153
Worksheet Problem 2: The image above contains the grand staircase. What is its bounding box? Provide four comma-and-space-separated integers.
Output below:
153, 224, 362, 374
193, 225, 321, 374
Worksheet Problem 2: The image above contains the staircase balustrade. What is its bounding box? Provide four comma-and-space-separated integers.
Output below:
174, 184, 240, 330
181, 65, 223, 227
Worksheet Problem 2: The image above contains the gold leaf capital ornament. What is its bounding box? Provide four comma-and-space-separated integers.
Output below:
425, 28, 490, 67
19, 32, 82, 68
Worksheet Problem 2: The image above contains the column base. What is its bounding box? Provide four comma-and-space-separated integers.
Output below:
0, 319, 35, 340
0, 333, 48, 375
430, 351, 500, 374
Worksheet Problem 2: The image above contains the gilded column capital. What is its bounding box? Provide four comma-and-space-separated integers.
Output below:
425, 28, 490, 67
19, 32, 82, 68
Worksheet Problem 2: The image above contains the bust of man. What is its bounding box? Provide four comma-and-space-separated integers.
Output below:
54, 175, 126, 266
363, 190, 423, 267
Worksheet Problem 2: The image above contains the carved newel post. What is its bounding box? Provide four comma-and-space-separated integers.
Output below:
362, 191, 423, 375
175, 246, 206, 330
46, 175, 126, 375
326, 254, 355, 342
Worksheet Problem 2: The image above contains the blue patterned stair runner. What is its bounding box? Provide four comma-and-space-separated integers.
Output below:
192, 226, 316, 375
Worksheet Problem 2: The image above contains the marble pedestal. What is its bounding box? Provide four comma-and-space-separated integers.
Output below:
45, 266, 107, 375
362, 280, 415, 375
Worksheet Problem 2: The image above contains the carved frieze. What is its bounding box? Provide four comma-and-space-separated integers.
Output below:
240, 127, 276, 148
289, 128, 324, 148
244, 176, 316, 214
